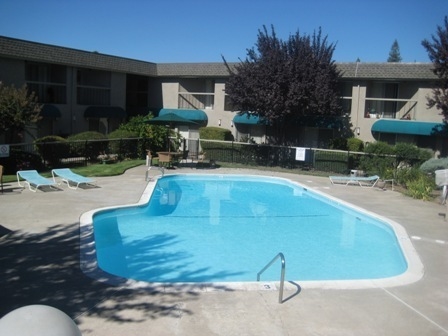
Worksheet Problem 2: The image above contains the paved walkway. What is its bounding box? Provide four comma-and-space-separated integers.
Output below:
0, 165, 447, 335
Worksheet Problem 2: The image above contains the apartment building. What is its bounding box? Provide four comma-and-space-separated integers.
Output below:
0, 35, 445, 153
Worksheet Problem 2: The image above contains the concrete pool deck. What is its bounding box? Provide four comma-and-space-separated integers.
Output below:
0, 165, 447, 335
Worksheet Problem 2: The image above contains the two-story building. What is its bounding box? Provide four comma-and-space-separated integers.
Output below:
0, 35, 445, 154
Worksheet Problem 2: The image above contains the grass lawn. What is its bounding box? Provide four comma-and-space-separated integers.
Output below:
3, 159, 146, 183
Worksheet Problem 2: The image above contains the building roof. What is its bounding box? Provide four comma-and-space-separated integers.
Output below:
156, 62, 234, 77
336, 62, 436, 80
0, 36, 157, 76
0, 35, 437, 80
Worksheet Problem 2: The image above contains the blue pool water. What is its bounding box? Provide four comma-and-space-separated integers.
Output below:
93, 175, 407, 283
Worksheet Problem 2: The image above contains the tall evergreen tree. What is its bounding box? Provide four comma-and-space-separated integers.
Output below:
387, 39, 402, 62
422, 16, 448, 119
223, 25, 342, 144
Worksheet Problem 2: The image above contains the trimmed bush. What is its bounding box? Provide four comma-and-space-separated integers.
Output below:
329, 137, 347, 150
67, 131, 107, 141
314, 150, 349, 174
347, 137, 364, 152
199, 127, 234, 141
34, 135, 70, 167
394, 142, 432, 167
67, 131, 108, 160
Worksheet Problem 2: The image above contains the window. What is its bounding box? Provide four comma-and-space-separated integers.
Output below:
224, 94, 235, 111
76, 68, 111, 105
126, 74, 149, 108
25, 62, 67, 103
178, 79, 214, 110
338, 81, 352, 116
365, 82, 399, 119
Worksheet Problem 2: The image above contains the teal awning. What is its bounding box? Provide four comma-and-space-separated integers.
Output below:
233, 112, 265, 125
40, 104, 61, 118
372, 119, 446, 136
84, 106, 126, 118
159, 108, 208, 123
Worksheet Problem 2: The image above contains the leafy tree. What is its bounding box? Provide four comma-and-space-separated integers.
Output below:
422, 16, 448, 119
223, 25, 342, 144
387, 39, 402, 62
117, 115, 172, 153
0, 83, 42, 142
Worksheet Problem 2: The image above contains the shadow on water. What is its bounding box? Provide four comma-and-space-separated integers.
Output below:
0, 222, 234, 324
93, 209, 245, 283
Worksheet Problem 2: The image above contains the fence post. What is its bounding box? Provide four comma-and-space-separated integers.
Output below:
347, 150, 350, 172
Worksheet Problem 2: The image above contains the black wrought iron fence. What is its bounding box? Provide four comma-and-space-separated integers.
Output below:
1, 137, 428, 177
0, 138, 151, 174
198, 139, 358, 172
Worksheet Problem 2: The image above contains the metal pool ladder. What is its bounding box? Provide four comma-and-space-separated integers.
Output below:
257, 252, 286, 304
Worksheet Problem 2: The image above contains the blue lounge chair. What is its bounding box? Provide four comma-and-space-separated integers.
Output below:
17, 170, 58, 192
51, 168, 96, 189
329, 175, 380, 188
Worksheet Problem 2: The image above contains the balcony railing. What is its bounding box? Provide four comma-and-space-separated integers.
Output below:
364, 98, 417, 120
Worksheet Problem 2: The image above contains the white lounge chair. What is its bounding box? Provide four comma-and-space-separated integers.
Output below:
51, 168, 96, 189
17, 170, 58, 192
329, 174, 380, 188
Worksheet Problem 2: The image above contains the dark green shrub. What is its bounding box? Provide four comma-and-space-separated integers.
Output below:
199, 127, 234, 141
108, 130, 140, 159
67, 131, 108, 160
329, 137, 347, 150
394, 142, 432, 167
0, 148, 44, 174
314, 150, 349, 174
359, 142, 395, 178
67, 131, 107, 141
108, 129, 139, 139
347, 137, 364, 152
34, 135, 69, 167
395, 166, 424, 186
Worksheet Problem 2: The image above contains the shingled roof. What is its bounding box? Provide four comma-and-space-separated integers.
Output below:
156, 62, 232, 77
0, 36, 157, 76
0, 35, 437, 80
336, 62, 436, 80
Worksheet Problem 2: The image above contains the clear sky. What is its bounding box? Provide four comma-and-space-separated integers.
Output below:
0, 0, 446, 64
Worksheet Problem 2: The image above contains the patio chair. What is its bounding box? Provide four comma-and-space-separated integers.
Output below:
51, 168, 96, 189
17, 170, 59, 192
329, 174, 380, 188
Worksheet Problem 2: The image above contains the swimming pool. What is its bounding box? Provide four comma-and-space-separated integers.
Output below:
82, 174, 423, 288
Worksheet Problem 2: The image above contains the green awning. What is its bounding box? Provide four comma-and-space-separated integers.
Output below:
84, 106, 126, 118
372, 119, 446, 136
40, 104, 61, 118
159, 108, 208, 123
233, 112, 265, 125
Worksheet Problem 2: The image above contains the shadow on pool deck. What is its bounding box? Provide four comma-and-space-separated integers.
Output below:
0, 165, 447, 335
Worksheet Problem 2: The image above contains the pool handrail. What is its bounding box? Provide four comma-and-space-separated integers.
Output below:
257, 252, 286, 304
